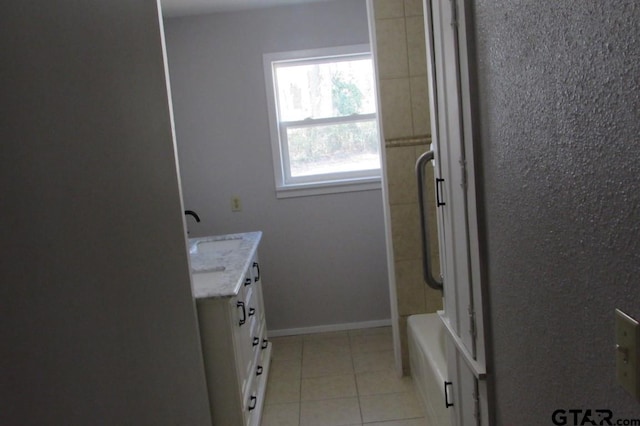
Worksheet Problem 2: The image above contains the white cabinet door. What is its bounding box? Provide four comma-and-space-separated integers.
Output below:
233, 269, 255, 398
427, 0, 475, 357
423, 0, 491, 424
196, 248, 272, 426
446, 335, 485, 426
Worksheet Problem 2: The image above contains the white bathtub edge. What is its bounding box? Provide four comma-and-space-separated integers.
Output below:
408, 313, 452, 426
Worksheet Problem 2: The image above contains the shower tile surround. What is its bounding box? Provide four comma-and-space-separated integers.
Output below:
373, 0, 442, 373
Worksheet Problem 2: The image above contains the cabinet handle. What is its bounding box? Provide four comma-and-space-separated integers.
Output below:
253, 337, 260, 346
253, 262, 260, 282
256, 365, 263, 376
248, 395, 257, 411
237, 301, 246, 326
248, 307, 256, 317
436, 177, 446, 206
444, 381, 454, 408
261, 339, 269, 349
244, 277, 252, 287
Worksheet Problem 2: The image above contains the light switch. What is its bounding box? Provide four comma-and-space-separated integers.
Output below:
231, 196, 242, 212
615, 308, 640, 400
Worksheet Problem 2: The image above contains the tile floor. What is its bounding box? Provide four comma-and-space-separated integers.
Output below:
263, 327, 427, 426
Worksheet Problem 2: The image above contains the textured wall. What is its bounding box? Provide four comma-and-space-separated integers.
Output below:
0, 1, 212, 424
472, 0, 640, 422
165, 0, 391, 332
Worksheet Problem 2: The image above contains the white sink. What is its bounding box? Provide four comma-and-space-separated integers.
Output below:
189, 237, 244, 273
193, 265, 226, 273
195, 238, 243, 253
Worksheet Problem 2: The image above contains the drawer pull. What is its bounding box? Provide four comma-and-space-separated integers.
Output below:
436, 178, 446, 206
244, 277, 252, 287
248, 307, 256, 317
248, 395, 257, 411
444, 381, 454, 408
261, 339, 269, 350
253, 337, 260, 346
253, 262, 260, 282
256, 365, 263, 376
237, 301, 246, 326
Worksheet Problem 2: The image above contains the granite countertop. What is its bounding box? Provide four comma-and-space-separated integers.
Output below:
188, 231, 262, 299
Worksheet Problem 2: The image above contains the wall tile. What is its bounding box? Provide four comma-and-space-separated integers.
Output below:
404, 0, 424, 17
395, 259, 426, 315
399, 315, 410, 374
374, 0, 405, 19
406, 16, 427, 76
373, 0, 434, 378
374, 18, 409, 79
386, 145, 419, 205
410, 76, 431, 135
425, 285, 444, 313
379, 78, 413, 139
389, 202, 421, 261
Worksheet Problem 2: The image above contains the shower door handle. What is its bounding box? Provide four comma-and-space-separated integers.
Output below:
416, 150, 444, 291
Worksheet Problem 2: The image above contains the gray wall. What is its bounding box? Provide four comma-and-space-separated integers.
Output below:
164, 0, 390, 331
472, 0, 640, 422
1, 1, 212, 424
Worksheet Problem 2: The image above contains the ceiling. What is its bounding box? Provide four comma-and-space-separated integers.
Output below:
161, 0, 338, 18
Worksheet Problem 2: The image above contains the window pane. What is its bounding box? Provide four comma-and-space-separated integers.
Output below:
286, 120, 380, 178
275, 58, 376, 121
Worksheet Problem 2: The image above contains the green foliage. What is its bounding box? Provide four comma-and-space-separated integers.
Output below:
331, 72, 363, 116
284, 70, 379, 176
287, 121, 379, 169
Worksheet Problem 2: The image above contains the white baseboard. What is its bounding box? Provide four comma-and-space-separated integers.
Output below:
268, 319, 392, 338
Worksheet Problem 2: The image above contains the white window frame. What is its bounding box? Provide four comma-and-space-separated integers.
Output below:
263, 44, 381, 198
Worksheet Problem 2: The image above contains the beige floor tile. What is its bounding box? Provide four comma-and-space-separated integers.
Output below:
348, 326, 392, 337
304, 335, 351, 355
356, 370, 414, 396
303, 330, 350, 341
301, 374, 357, 401
300, 397, 361, 426
272, 340, 303, 361
265, 378, 301, 405
265, 328, 426, 426
262, 402, 300, 426
360, 392, 424, 423
351, 333, 394, 354
271, 335, 304, 344
365, 419, 428, 425
270, 358, 302, 382
352, 350, 395, 373
302, 352, 354, 378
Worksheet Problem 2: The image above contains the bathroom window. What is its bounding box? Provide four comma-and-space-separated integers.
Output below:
264, 45, 381, 198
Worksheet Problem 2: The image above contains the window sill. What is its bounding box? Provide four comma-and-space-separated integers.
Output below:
275, 177, 381, 199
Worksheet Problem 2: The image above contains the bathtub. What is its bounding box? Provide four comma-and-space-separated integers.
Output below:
408, 313, 452, 426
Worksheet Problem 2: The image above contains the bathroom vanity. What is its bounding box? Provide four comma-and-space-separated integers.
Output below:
189, 232, 270, 426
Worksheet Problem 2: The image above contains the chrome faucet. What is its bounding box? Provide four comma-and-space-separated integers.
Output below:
184, 210, 201, 235
184, 210, 201, 223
